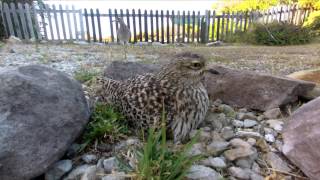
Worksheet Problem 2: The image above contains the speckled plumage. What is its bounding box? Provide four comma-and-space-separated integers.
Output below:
97, 52, 210, 142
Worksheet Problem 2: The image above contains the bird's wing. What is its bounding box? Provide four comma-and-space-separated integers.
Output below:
95, 77, 123, 104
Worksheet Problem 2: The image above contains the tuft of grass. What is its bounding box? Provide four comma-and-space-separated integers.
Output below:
74, 69, 99, 83
135, 110, 202, 180
82, 103, 129, 147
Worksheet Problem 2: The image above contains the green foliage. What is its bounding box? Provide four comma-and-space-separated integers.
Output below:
298, 0, 320, 8
244, 21, 311, 45
303, 11, 320, 36
135, 111, 202, 180
74, 69, 99, 83
82, 103, 129, 145
220, 0, 279, 12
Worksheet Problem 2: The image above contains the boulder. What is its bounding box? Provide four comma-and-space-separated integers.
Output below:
282, 97, 320, 180
205, 66, 315, 111
103, 61, 160, 81
0, 65, 90, 180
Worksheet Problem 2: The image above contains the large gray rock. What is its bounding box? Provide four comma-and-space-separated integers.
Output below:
103, 62, 315, 111
103, 61, 160, 81
283, 97, 320, 180
205, 66, 316, 111
0, 65, 90, 180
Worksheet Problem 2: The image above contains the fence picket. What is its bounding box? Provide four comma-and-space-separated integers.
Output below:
187, 11, 190, 43
166, 10, 170, 43
126, 9, 131, 42
197, 11, 200, 42
230, 12, 234, 36
171, 10, 175, 43
72, 5, 78, 41
84, 8, 90, 42
25, 3, 35, 39
65, 5, 73, 40
0, 2, 8, 37
144, 10, 148, 42
58, 5, 66, 39
226, 12, 230, 39
3, 3, 14, 36
10, 3, 22, 39
45, 4, 54, 40
177, 11, 180, 42
206, 10, 210, 42
211, 11, 215, 41
192, 11, 195, 42
161, 10, 164, 43
138, 9, 142, 42
108, 9, 114, 42
32, 4, 42, 40
150, 10, 154, 42
114, 9, 119, 42
182, 11, 185, 43
79, 9, 85, 40
17, 3, 28, 39
97, 9, 102, 42
90, 9, 96, 42
156, 10, 159, 42
132, 9, 137, 43
216, 16, 220, 40
244, 11, 248, 31
221, 12, 225, 40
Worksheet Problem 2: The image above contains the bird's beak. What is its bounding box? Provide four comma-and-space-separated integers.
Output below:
205, 68, 220, 75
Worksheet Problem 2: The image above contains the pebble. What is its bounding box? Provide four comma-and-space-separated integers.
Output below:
206, 141, 230, 156
250, 173, 264, 180
45, 160, 73, 180
188, 143, 206, 156
266, 119, 284, 132
201, 157, 227, 169
237, 112, 257, 120
228, 167, 251, 180
235, 158, 252, 169
247, 138, 256, 146
224, 147, 255, 161
186, 165, 223, 180
257, 115, 265, 121
220, 126, 235, 140
82, 154, 98, 164
243, 119, 258, 128
63, 165, 97, 180
265, 134, 276, 143
101, 172, 126, 180
235, 131, 262, 138
263, 108, 282, 119
218, 104, 236, 118
232, 120, 244, 128
103, 157, 119, 173
230, 138, 251, 148
265, 152, 291, 172
251, 162, 262, 174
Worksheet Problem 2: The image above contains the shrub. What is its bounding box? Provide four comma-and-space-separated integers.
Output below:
74, 69, 99, 83
245, 21, 311, 45
135, 111, 202, 180
82, 103, 129, 147
303, 11, 320, 36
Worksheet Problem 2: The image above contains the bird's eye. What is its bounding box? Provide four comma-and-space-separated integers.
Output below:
192, 62, 201, 68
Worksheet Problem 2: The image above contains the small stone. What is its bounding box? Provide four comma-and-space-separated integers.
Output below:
275, 140, 283, 151
64, 165, 97, 180
251, 162, 262, 174
213, 99, 223, 106
256, 138, 270, 153
232, 120, 244, 128
202, 126, 212, 131
101, 172, 126, 180
199, 131, 212, 142
186, 165, 223, 180
250, 173, 264, 180
264, 127, 278, 137
228, 167, 251, 180
265, 134, 275, 143
66, 143, 81, 158
224, 148, 255, 161
235, 158, 252, 169
230, 138, 251, 148
201, 157, 227, 169
263, 108, 282, 119
265, 152, 291, 172
221, 126, 235, 140
236, 131, 262, 138
188, 143, 205, 156
237, 112, 257, 120
82, 154, 98, 164
45, 160, 73, 180
243, 119, 258, 128
239, 108, 248, 113
218, 104, 236, 117
206, 141, 230, 156
257, 115, 265, 121
247, 138, 256, 146
266, 119, 284, 132
206, 41, 223, 47
103, 157, 119, 173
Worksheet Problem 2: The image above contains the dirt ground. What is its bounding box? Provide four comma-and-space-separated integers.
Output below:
0, 41, 320, 76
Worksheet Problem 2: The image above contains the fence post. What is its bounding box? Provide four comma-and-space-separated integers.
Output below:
192, 11, 195, 42
187, 11, 190, 43
172, 10, 175, 43
166, 10, 170, 43
161, 10, 164, 43
0, 2, 9, 38
200, 16, 207, 43
84, 8, 90, 42
182, 10, 185, 43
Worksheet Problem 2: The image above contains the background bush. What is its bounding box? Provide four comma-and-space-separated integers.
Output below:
303, 11, 320, 36
240, 21, 311, 45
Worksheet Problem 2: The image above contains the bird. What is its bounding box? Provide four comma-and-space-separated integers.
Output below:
113, 17, 131, 59
96, 52, 214, 143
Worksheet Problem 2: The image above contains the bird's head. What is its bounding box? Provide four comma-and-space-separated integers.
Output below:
113, 17, 124, 23
159, 52, 219, 85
